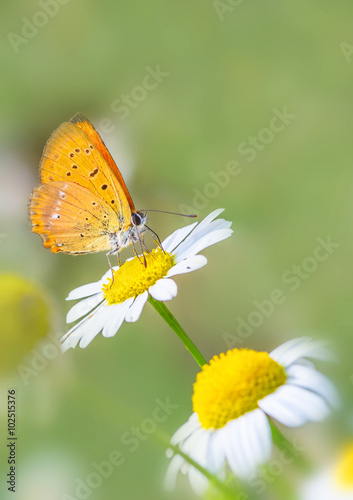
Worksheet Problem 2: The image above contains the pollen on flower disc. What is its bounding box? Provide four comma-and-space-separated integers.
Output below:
334, 443, 353, 489
102, 248, 175, 304
192, 349, 287, 429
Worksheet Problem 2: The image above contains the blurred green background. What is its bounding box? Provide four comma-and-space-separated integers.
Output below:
1, 1, 353, 499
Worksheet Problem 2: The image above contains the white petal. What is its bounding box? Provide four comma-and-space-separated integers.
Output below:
61, 302, 106, 351
175, 427, 210, 494
125, 292, 148, 322
295, 340, 337, 363
181, 427, 208, 457
234, 412, 263, 476
187, 431, 211, 495
301, 467, 338, 500
270, 337, 335, 367
62, 299, 129, 350
65, 267, 118, 301
188, 209, 225, 237
286, 364, 339, 408
223, 417, 251, 478
270, 337, 311, 361
166, 255, 208, 277
78, 306, 114, 348
222, 410, 272, 479
62, 303, 111, 350
175, 228, 233, 262
170, 413, 201, 446
258, 393, 305, 427
162, 222, 198, 253
176, 216, 231, 254
66, 293, 103, 323
207, 429, 226, 473
149, 278, 177, 301
259, 385, 330, 427
101, 300, 133, 338
66, 282, 102, 301
174, 219, 232, 254
244, 409, 272, 465
282, 342, 335, 367
164, 454, 185, 491
61, 326, 84, 351
198, 208, 225, 223
188, 469, 209, 496
202, 208, 225, 220
172, 209, 229, 257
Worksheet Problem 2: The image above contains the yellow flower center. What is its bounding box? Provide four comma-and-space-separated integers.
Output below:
334, 444, 353, 489
102, 249, 175, 305
192, 348, 287, 429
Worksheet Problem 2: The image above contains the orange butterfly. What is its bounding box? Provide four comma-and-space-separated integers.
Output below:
29, 113, 149, 260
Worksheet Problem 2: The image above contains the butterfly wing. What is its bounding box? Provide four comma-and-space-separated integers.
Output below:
30, 182, 120, 254
70, 113, 136, 212
39, 121, 132, 225
29, 117, 135, 254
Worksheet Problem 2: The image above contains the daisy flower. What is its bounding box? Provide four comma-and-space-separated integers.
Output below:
61, 209, 232, 351
165, 337, 338, 495
301, 443, 353, 500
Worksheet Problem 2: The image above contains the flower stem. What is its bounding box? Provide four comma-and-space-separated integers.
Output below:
270, 421, 311, 472
148, 296, 207, 368
169, 443, 243, 499
155, 430, 250, 500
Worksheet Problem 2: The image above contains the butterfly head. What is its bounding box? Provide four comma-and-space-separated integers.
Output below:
131, 211, 147, 229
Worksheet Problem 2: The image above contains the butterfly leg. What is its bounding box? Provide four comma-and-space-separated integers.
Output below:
138, 230, 151, 255
132, 239, 147, 267
135, 228, 148, 267
105, 252, 115, 283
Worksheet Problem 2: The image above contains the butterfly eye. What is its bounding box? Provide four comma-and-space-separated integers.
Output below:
131, 212, 142, 226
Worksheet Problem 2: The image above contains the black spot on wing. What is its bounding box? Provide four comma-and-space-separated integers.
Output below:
89, 168, 99, 177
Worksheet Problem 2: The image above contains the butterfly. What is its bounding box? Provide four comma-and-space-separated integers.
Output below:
29, 113, 150, 261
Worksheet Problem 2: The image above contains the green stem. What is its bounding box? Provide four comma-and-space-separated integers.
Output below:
156, 431, 245, 500
148, 296, 207, 368
169, 444, 240, 499
270, 421, 311, 472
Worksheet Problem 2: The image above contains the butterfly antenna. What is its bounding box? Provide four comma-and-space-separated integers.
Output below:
145, 224, 164, 252
141, 209, 198, 218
